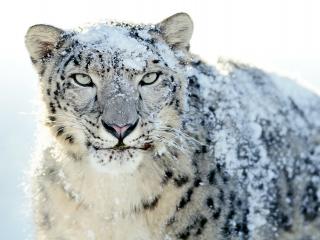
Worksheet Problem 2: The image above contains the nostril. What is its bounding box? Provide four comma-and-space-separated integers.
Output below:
122, 119, 139, 139
101, 119, 139, 140
101, 120, 119, 139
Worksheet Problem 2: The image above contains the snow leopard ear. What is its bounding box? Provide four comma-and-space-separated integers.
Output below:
157, 12, 193, 49
25, 24, 64, 74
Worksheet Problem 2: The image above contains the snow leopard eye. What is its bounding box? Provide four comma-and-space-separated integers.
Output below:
140, 72, 162, 86
70, 73, 94, 87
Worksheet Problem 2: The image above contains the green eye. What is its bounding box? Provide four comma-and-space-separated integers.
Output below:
70, 73, 94, 87
140, 72, 162, 86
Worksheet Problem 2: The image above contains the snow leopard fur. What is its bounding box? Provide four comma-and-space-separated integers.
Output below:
25, 13, 320, 240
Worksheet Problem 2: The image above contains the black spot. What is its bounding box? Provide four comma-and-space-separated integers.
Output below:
73, 57, 80, 66
222, 222, 231, 237
47, 89, 51, 96
222, 172, 229, 183
237, 208, 250, 236
177, 230, 190, 239
142, 196, 160, 210
208, 170, 216, 185
48, 116, 56, 122
278, 213, 292, 231
235, 221, 249, 236
86, 141, 92, 148
196, 216, 208, 235
39, 68, 45, 76
49, 102, 56, 113
190, 93, 199, 100
168, 97, 176, 106
174, 175, 189, 187
188, 75, 200, 89
172, 85, 177, 93
175, 99, 180, 108
55, 100, 62, 109
177, 215, 208, 239
302, 182, 319, 221
218, 189, 225, 202
76, 52, 83, 61
229, 191, 236, 202
206, 197, 214, 209
194, 177, 202, 187
152, 59, 160, 64
85, 54, 93, 70
56, 126, 64, 136
208, 106, 215, 112
216, 163, 223, 172
177, 188, 193, 210
192, 60, 201, 66
201, 145, 208, 153
65, 135, 74, 144
162, 170, 173, 184
212, 208, 221, 219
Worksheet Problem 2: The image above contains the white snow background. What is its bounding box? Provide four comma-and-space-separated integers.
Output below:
0, 0, 319, 239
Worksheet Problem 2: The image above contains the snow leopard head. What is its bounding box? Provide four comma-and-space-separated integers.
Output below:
25, 13, 194, 173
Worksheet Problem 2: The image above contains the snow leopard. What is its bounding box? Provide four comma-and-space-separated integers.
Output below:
25, 13, 320, 240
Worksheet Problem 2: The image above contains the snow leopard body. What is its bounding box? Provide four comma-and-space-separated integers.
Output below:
25, 13, 320, 240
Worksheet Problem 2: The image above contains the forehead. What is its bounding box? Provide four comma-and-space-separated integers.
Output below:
71, 24, 159, 71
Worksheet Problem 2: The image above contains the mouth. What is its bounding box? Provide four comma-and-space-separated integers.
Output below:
113, 141, 153, 151
90, 141, 153, 151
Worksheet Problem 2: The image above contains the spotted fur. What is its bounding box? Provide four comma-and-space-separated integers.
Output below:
26, 13, 320, 240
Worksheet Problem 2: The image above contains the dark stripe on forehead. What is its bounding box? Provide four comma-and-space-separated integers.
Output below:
76, 52, 83, 62
111, 52, 121, 69
63, 55, 75, 69
60, 54, 75, 80
154, 51, 167, 66
73, 56, 80, 66
97, 51, 105, 75
129, 28, 156, 45
85, 53, 93, 71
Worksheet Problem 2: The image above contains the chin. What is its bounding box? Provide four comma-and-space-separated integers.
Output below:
86, 142, 154, 175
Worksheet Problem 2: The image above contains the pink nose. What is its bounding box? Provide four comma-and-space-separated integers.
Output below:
101, 119, 139, 140
112, 125, 130, 137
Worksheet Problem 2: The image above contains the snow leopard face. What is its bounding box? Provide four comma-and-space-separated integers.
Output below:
26, 13, 193, 173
